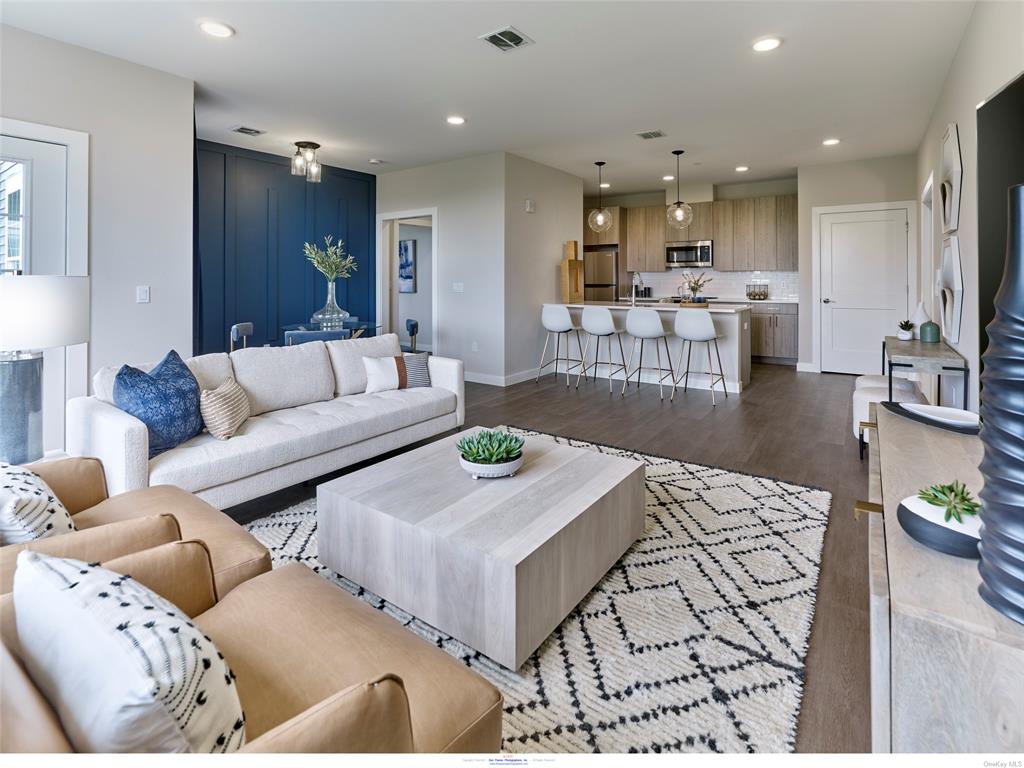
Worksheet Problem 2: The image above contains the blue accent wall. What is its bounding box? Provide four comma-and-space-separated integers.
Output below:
195, 140, 376, 353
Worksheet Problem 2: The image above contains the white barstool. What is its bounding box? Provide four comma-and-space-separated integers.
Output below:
536, 304, 584, 386
621, 308, 674, 399
672, 309, 728, 405
576, 306, 627, 394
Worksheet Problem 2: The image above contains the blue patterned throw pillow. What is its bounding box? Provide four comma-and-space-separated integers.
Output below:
114, 350, 202, 458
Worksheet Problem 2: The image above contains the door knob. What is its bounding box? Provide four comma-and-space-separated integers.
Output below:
822, 298, 833, 304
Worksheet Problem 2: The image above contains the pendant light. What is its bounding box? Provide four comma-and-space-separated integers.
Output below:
291, 141, 322, 183
588, 161, 613, 233
666, 150, 693, 230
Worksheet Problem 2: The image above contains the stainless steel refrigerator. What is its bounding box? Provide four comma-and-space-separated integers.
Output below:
583, 247, 618, 302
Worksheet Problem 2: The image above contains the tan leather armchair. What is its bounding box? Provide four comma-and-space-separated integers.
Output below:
1, 458, 271, 596
2, 541, 502, 754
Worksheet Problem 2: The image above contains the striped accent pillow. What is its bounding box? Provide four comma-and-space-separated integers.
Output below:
200, 377, 250, 440
0, 463, 76, 545
363, 354, 432, 394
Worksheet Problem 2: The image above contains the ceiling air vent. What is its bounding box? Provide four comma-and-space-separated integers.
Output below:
635, 130, 666, 140
479, 26, 534, 52
232, 126, 265, 136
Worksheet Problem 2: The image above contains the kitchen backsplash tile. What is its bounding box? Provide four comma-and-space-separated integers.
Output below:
636, 270, 799, 300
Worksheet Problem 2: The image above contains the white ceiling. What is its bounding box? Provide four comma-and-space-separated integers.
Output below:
1, 1, 975, 194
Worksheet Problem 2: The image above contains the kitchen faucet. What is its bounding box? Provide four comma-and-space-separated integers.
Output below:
631, 273, 643, 307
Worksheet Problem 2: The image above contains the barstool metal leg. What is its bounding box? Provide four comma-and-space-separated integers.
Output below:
684, 341, 692, 391
655, 337, 664, 400
536, 332, 550, 383
621, 338, 637, 397
706, 341, 716, 406
636, 340, 644, 389
575, 332, 592, 389
663, 337, 674, 392
714, 338, 729, 399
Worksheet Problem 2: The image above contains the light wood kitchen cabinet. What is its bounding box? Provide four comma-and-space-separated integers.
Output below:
712, 200, 734, 271
624, 207, 646, 272
776, 193, 798, 271
732, 197, 755, 271
686, 201, 713, 242
583, 206, 622, 246
751, 314, 774, 357
644, 206, 666, 272
773, 313, 799, 358
750, 303, 798, 361
753, 196, 778, 270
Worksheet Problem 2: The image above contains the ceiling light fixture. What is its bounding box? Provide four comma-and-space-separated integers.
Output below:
446, 115, 466, 125
588, 162, 613, 234
291, 141, 322, 183
735, 166, 749, 172
752, 36, 781, 52
663, 175, 675, 181
666, 150, 694, 230
199, 21, 235, 38
822, 138, 841, 146
368, 158, 383, 165
600, 182, 611, 189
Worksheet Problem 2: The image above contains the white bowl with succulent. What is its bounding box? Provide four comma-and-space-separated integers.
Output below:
305, 235, 358, 329
456, 430, 525, 480
897, 319, 915, 341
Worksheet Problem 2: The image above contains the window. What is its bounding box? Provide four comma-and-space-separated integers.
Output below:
0, 161, 25, 273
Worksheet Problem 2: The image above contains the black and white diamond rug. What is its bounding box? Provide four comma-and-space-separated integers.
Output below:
244, 427, 831, 753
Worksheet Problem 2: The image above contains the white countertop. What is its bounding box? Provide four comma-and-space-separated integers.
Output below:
561, 301, 751, 314
709, 296, 799, 304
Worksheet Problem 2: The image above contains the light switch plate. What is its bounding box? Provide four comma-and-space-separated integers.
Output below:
524, 198, 536, 213
136, 285, 150, 304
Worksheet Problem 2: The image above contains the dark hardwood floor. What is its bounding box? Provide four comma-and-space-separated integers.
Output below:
227, 363, 870, 753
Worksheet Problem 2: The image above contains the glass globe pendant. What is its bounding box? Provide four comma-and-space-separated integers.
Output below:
588, 161, 613, 233
666, 149, 694, 231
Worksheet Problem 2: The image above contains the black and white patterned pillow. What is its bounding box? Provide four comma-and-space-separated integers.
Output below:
403, 352, 431, 388
14, 551, 246, 753
0, 463, 75, 545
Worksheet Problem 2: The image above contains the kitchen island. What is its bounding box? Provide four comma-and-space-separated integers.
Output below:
554, 301, 752, 393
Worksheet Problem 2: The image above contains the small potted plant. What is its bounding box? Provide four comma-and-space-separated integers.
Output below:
897, 319, 914, 341
456, 430, 525, 480
897, 480, 982, 559
681, 271, 712, 302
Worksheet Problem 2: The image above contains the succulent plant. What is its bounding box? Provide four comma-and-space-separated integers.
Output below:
898, 320, 915, 331
457, 430, 525, 465
918, 480, 981, 523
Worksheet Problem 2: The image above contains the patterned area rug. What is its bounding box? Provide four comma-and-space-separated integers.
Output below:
244, 427, 831, 753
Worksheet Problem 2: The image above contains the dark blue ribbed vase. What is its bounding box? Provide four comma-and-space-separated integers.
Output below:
978, 183, 1024, 625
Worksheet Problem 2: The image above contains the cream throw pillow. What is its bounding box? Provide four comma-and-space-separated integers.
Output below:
14, 551, 246, 753
200, 377, 250, 440
0, 463, 75, 545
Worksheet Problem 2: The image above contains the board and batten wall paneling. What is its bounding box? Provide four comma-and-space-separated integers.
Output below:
196, 140, 375, 353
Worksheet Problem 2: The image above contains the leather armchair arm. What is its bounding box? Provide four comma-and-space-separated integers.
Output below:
29, 456, 108, 514
241, 674, 415, 753
66, 396, 149, 496
0, 514, 181, 594
103, 540, 218, 618
427, 356, 465, 427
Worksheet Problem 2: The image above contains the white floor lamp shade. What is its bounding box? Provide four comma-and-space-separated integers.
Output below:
0, 275, 90, 464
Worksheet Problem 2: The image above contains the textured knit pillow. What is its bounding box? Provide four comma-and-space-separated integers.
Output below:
200, 377, 250, 440
13, 551, 246, 753
114, 350, 202, 458
0, 463, 75, 545
363, 353, 431, 394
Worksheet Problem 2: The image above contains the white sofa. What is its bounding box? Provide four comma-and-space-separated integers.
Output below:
66, 334, 464, 509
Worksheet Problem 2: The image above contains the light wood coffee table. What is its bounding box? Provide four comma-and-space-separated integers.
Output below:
318, 428, 645, 669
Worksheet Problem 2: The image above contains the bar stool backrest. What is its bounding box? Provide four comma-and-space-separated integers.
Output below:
626, 308, 665, 339
581, 306, 617, 336
542, 304, 574, 333
674, 309, 717, 342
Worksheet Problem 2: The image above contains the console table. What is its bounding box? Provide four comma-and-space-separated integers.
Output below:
881, 336, 968, 408
864, 406, 1024, 751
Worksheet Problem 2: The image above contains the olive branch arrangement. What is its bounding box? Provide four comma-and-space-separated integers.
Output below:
304, 235, 357, 281
918, 480, 980, 523
683, 271, 712, 296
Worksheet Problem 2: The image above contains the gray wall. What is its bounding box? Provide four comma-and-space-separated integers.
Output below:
0, 25, 195, 377
397, 223, 432, 350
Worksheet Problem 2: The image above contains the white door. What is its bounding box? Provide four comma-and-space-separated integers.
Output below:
820, 207, 910, 374
0, 135, 73, 451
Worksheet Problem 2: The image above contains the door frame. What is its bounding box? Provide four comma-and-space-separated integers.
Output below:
375, 207, 438, 354
0, 117, 89, 449
810, 200, 917, 374
919, 175, 937, 402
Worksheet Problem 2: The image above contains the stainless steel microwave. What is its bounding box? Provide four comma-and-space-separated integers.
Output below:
666, 240, 712, 269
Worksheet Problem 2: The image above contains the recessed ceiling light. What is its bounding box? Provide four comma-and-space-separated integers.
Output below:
199, 20, 235, 38
735, 166, 749, 173
446, 115, 466, 125
752, 36, 782, 52
600, 182, 611, 189
368, 158, 383, 165
662, 175, 675, 181
822, 138, 841, 146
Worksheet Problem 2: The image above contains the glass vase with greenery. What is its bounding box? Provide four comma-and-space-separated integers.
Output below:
305, 235, 357, 328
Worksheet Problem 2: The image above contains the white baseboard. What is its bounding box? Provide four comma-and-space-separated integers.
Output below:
796, 362, 821, 373
464, 371, 507, 386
